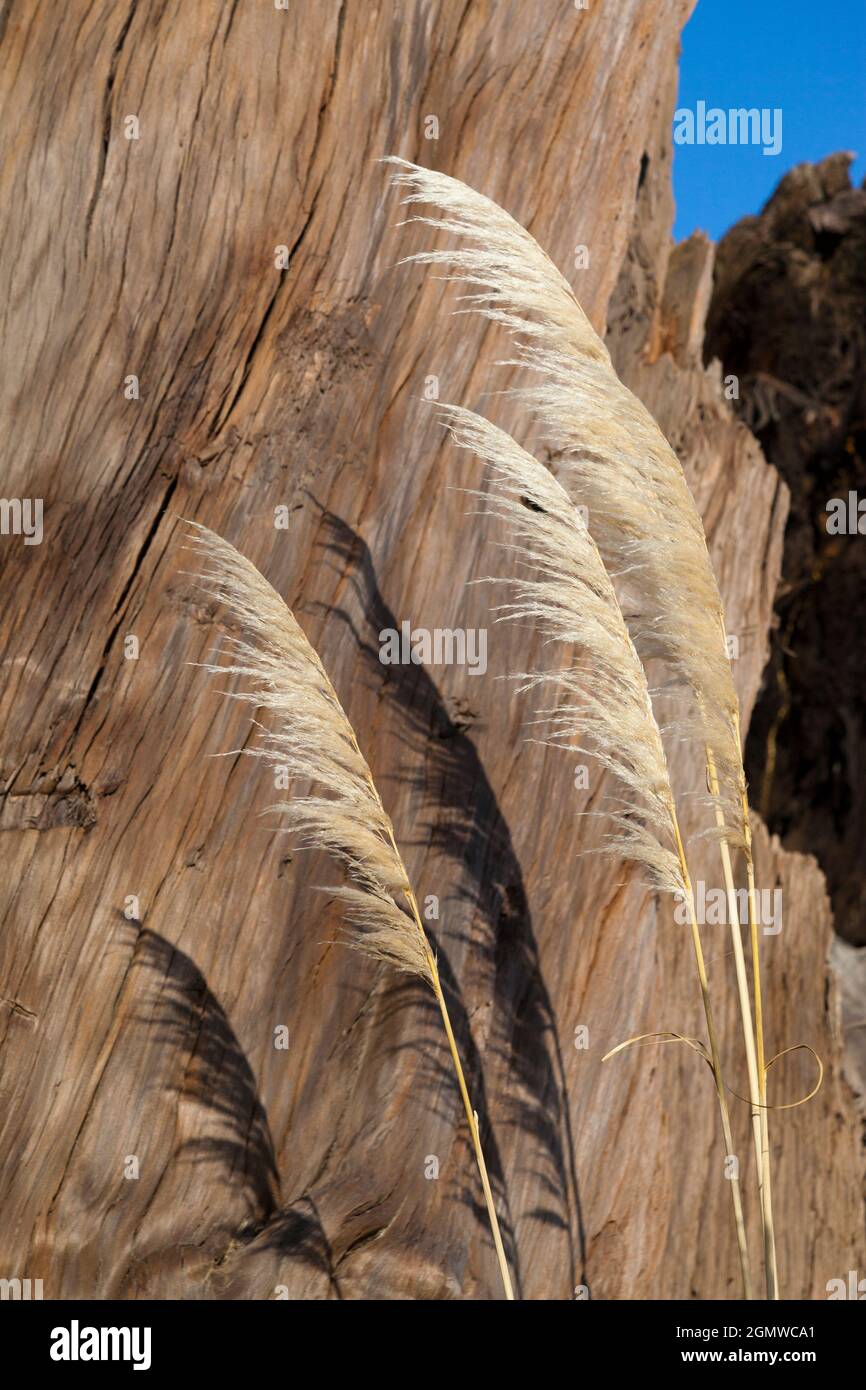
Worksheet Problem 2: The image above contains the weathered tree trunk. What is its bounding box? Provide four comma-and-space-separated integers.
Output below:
0, 0, 862, 1299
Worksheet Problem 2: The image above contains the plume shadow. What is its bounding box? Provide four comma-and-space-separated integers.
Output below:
123, 922, 281, 1231
222, 1194, 339, 1298
310, 506, 589, 1295
124, 923, 357, 1291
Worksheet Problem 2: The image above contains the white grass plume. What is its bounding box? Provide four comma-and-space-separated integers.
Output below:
184, 521, 515, 1299
385, 157, 745, 843
186, 522, 433, 983
441, 406, 686, 899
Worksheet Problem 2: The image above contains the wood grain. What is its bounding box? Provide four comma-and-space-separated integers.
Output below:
0, 0, 861, 1299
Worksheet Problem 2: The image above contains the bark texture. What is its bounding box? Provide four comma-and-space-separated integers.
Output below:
706, 154, 866, 949
0, 1, 862, 1299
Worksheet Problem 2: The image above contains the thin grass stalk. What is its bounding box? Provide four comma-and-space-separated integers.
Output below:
707, 749, 766, 1267
186, 523, 515, 1300
736, 724, 779, 1300
334, 736, 516, 1299
747, 849, 778, 1300
672, 815, 753, 1301
722, 637, 778, 1297
386, 827, 516, 1300
431, 966, 515, 1300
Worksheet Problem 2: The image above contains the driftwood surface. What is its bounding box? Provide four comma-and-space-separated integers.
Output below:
0, 0, 862, 1299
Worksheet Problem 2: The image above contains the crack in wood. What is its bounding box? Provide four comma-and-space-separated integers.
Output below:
83, 0, 139, 259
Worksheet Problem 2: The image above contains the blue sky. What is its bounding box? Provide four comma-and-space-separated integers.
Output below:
673, 0, 866, 241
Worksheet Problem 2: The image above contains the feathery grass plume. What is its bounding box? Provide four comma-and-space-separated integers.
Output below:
184, 521, 514, 1300
440, 406, 753, 1299
384, 157, 742, 829
386, 158, 779, 1297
